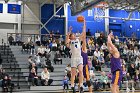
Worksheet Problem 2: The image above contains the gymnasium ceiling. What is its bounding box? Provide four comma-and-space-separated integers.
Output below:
1, 0, 140, 12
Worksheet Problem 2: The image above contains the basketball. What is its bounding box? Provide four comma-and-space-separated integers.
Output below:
77, 16, 84, 22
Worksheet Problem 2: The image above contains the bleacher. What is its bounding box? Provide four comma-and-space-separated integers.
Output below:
0, 45, 139, 92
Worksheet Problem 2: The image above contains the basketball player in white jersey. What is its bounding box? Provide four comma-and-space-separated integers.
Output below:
66, 20, 86, 93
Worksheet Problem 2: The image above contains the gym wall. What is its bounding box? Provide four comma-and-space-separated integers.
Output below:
0, 1, 40, 43
41, 4, 65, 35
68, 6, 105, 35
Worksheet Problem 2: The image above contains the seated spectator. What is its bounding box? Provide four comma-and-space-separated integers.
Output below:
45, 45, 51, 54
15, 34, 22, 46
29, 63, 38, 74
30, 42, 35, 55
94, 48, 100, 58
62, 75, 69, 91
54, 51, 62, 64
35, 35, 40, 46
98, 54, 105, 66
44, 58, 54, 72
64, 44, 71, 58
100, 71, 110, 90
28, 56, 34, 67
101, 43, 107, 51
105, 54, 111, 68
38, 45, 46, 57
51, 40, 57, 51
88, 57, 92, 70
92, 56, 101, 71
34, 54, 41, 66
135, 55, 140, 69
134, 47, 140, 57
8, 34, 14, 45
65, 64, 71, 80
2, 76, 10, 92
58, 45, 65, 57
41, 68, 53, 86
87, 48, 93, 56
28, 68, 39, 86
42, 34, 49, 46
22, 43, 30, 53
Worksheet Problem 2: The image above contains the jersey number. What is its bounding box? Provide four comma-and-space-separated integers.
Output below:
75, 44, 77, 48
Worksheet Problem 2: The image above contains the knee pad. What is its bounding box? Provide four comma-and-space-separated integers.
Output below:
86, 80, 91, 87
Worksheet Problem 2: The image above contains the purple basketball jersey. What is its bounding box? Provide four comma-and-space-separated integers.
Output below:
110, 55, 122, 73
81, 51, 88, 65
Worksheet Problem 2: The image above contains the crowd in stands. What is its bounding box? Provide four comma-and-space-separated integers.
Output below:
7, 31, 140, 91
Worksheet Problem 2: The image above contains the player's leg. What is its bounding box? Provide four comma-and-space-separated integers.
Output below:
78, 64, 84, 92
111, 71, 120, 93
71, 67, 77, 92
85, 65, 92, 92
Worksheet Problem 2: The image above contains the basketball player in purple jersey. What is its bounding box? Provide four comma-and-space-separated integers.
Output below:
107, 32, 122, 93
66, 19, 86, 93
81, 29, 92, 93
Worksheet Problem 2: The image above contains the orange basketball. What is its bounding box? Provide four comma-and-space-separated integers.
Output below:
77, 16, 84, 22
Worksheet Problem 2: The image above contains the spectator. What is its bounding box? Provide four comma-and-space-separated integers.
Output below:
86, 29, 91, 36
128, 63, 136, 79
45, 45, 51, 54
92, 56, 101, 71
51, 40, 57, 51
94, 48, 101, 58
135, 55, 140, 69
98, 54, 105, 66
28, 68, 39, 86
41, 68, 53, 86
30, 43, 35, 55
8, 34, 14, 45
44, 58, 54, 72
105, 54, 110, 68
101, 43, 107, 51
1, 75, 8, 92
35, 35, 40, 46
100, 71, 110, 90
28, 56, 34, 66
65, 64, 71, 80
133, 47, 140, 57
125, 73, 135, 92
34, 54, 41, 67
59, 35, 64, 44
42, 34, 49, 46
15, 34, 22, 46
97, 32, 106, 46
64, 44, 71, 58
115, 36, 119, 45
54, 51, 62, 64
58, 45, 65, 57
62, 75, 69, 91
29, 63, 38, 74
27, 35, 32, 44
87, 48, 94, 56
38, 45, 46, 57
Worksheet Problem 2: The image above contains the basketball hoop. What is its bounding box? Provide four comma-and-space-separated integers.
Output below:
93, 2, 108, 22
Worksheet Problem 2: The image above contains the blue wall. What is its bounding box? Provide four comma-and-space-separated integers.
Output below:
109, 9, 140, 38
41, 4, 65, 35
68, 6, 105, 35
41, 4, 140, 38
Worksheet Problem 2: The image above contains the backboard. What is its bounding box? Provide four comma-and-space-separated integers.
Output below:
70, 0, 104, 16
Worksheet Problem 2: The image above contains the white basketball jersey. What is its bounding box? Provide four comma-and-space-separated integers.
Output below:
70, 38, 81, 57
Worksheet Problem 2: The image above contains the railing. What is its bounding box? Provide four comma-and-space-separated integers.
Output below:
6, 33, 139, 45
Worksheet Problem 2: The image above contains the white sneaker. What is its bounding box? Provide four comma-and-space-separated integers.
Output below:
132, 87, 135, 92
126, 87, 130, 93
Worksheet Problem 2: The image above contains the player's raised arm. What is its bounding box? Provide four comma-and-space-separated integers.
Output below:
107, 32, 118, 53
80, 19, 86, 41
65, 26, 72, 46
